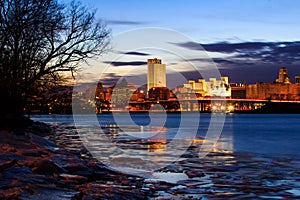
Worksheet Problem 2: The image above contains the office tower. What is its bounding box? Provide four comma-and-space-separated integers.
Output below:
147, 58, 166, 92
276, 67, 291, 84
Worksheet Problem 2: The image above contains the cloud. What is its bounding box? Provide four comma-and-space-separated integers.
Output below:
105, 20, 148, 26
122, 51, 150, 56
174, 41, 300, 64
172, 41, 300, 83
201, 42, 273, 53
103, 61, 147, 67
170, 41, 204, 51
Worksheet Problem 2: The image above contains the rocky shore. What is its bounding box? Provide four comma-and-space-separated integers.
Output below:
0, 122, 148, 199
1, 121, 300, 199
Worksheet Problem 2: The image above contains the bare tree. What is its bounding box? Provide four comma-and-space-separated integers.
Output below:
0, 0, 110, 128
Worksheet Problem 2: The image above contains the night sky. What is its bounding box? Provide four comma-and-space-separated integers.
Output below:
64, 0, 300, 84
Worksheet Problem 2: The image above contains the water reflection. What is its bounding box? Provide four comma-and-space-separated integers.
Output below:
214, 116, 234, 153
147, 139, 167, 153
102, 121, 234, 163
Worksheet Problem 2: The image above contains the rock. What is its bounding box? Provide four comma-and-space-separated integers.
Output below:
58, 173, 88, 184
1, 167, 34, 188
177, 180, 212, 187
17, 156, 66, 175
207, 192, 257, 199
78, 182, 148, 200
213, 183, 284, 192
18, 148, 49, 157
27, 121, 54, 137
0, 187, 22, 199
2, 167, 33, 179
17, 174, 56, 186
51, 154, 93, 177
110, 157, 147, 166
20, 188, 80, 200
0, 159, 17, 172
82, 195, 94, 200
32, 158, 66, 175
0, 144, 16, 152
28, 133, 58, 150
204, 165, 238, 172
162, 164, 183, 173
185, 169, 205, 178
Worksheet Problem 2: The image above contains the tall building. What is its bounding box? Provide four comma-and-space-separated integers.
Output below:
276, 67, 291, 84
295, 76, 300, 84
147, 58, 166, 92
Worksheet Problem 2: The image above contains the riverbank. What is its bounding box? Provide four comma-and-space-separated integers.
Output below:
0, 122, 149, 199
1, 121, 300, 199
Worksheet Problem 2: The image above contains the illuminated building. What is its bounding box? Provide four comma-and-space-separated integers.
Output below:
111, 79, 136, 110
148, 87, 170, 101
246, 68, 300, 100
147, 58, 166, 92
208, 77, 231, 97
180, 76, 231, 97
188, 79, 207, 96
276, 67, 291, 84
246, 83, 300, 100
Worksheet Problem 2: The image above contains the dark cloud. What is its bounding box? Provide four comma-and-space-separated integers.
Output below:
175, 41, 300, 64
170, 41, 204, 51
103, 61, 147, 67
105, 20, 147, 25
123, 51, 150, 56
173, 41, 300, 83
188, 58, 239, 65
201, 42, 273, 53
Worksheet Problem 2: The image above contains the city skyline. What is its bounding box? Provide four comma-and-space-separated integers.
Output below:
66, 0, 300, 84
2, 2, 299, 199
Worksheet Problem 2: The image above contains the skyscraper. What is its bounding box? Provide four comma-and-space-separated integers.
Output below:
276, 67, 291, 84
147, 58, 166, 92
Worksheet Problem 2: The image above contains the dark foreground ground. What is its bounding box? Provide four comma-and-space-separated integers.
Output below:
1, 122, 300, 199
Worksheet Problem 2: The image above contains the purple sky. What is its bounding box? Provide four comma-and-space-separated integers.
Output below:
63, 0, 300, 84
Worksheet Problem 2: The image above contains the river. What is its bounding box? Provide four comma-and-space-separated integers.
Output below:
30, 113, 300, 157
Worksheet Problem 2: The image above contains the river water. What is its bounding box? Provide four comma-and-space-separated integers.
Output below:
30, 113, 300, 158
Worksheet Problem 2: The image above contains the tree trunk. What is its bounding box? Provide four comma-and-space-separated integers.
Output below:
0, 89, 32, 130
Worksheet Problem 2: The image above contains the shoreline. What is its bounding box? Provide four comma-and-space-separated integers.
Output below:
0, 122, 150, 199
1, 121, 300, 199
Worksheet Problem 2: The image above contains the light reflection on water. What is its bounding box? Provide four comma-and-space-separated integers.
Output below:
30, 113, 300, 158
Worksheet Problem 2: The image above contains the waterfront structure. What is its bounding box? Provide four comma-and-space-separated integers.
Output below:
246, 68, 300, 100
208, 77, 231, 97
147, 58, 166, 92
179, 76, 231, 98
246, 82, 300, 100
230, 83, 246, 99
24, 64, 300, 114
111, 79, 136, 110
148, 87, 171, 101
186, 79, 207, 96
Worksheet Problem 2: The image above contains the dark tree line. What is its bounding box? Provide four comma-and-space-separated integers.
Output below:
0, 0, 110, 128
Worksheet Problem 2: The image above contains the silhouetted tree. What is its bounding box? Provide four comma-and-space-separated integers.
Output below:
0, 0, 110, 128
